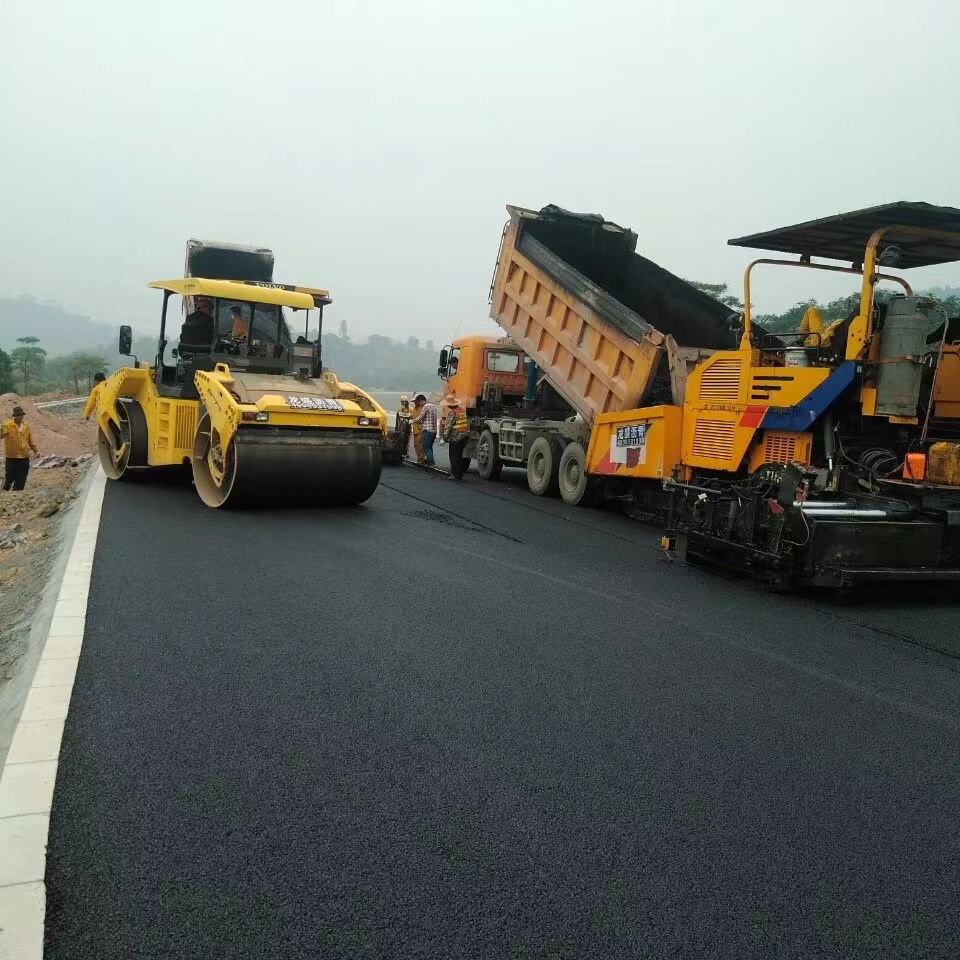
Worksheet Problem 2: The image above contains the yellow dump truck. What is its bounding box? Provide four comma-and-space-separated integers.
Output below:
441, 202, 960, 587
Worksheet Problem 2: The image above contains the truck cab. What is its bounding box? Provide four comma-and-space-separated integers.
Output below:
437, 335, 527, 412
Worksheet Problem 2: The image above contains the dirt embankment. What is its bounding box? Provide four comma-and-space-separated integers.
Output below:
0, 393, 97, 458
0, 397, 97, 686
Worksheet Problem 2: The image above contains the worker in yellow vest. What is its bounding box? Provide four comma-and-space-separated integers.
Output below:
83, 372, 107, 421
442, 395, 470, 480
2, 405, 40, 491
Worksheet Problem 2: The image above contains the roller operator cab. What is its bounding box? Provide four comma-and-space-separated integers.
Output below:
95, 276, 384, 508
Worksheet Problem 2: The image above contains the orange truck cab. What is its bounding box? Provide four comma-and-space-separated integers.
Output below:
437, 335, 527, 411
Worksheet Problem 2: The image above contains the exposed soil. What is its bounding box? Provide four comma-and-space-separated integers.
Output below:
0, 393, 97, 459
0, 394, 97, 689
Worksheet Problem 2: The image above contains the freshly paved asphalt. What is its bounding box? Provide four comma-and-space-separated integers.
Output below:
45, 463, 960, 958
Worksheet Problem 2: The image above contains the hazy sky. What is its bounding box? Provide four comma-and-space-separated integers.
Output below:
3, 0, 959, 345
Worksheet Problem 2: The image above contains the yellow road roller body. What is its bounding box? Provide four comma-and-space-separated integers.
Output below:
96, 277, 384, 508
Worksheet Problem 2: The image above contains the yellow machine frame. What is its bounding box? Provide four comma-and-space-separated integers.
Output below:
586, 222, 960, 485
96, 278, 386, 506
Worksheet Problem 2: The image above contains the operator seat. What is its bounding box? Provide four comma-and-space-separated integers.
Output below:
828, 306, 860, 361
178, 311, 215, 358
180, 355, 216, 401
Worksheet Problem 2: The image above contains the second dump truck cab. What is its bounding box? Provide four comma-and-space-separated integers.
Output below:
438, 335, 528, 411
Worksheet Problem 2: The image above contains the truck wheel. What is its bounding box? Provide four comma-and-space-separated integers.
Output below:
527, 436, 562, 496
558, 442, 597, 506
477, 429, 502, 480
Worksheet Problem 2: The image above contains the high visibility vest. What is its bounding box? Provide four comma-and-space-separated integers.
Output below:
450, 411, 469, 435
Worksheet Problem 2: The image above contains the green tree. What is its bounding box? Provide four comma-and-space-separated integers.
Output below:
686, 280, 744, 311
65, 351, 108, 393
0, 348, 14, 394
11, 336, 46, 394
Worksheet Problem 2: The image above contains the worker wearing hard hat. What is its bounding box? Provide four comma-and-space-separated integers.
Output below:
2, 405, 40, 491
409, 393, 437, 466
442, 395, 470, 480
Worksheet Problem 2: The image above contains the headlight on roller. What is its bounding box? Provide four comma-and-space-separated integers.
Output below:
241, 411, 270, 422
358, 417, 380, 427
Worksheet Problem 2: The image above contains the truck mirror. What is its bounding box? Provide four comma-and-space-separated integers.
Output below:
438, 348, 449, 368
119, 325, 133, 356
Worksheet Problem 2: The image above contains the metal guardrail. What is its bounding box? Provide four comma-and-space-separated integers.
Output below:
35, 397, 86, 409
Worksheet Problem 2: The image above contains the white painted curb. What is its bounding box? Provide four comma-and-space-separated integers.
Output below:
0, 467, 106, 960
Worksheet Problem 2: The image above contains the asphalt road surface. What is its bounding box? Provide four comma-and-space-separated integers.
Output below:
46, 462, 960, 959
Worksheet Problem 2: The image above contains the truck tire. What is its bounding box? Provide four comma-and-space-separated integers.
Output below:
527, 436, 562, 497
477, 429, 502, 481
558, 441, 597, 506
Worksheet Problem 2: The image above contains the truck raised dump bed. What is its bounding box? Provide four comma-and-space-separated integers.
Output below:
491, 204, 736, 421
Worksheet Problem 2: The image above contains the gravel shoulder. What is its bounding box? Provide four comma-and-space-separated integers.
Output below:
0, 396, 97, 764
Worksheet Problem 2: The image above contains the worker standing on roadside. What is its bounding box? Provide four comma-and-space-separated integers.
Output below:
83, 372, 107, 422
443, 395, 470, 480
410, 393, 438, 466
409, 394, 427, 465
2, 405, 39, 491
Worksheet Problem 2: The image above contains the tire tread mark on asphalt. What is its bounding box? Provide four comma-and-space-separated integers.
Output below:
383, 471, 646, 545
422, 477, 960, 640
377, 513, 960, 733
806, 605, 960, 669
378, 480, 525, 543
450, 479, 642, 544
433, 482, 960, 667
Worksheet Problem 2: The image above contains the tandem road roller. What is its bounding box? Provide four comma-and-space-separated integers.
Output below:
95, 276, 384, 507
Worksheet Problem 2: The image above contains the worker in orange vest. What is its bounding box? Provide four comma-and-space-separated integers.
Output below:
442, 395, 470, 480
2, 405, 40, 491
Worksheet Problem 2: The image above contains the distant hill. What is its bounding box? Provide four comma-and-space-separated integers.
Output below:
0, 296, 441, 392
0, 296, 151, 370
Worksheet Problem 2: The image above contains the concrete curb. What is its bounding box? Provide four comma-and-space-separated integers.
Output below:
0, 466, 106, 960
